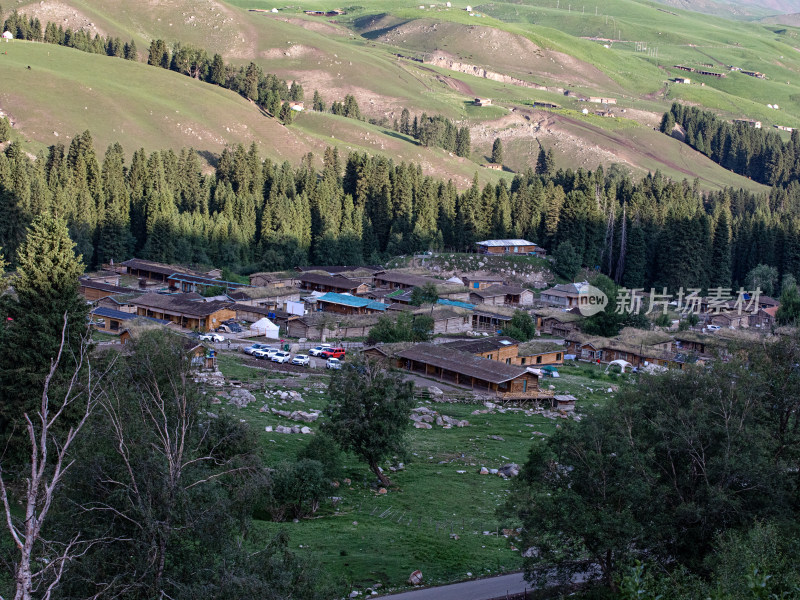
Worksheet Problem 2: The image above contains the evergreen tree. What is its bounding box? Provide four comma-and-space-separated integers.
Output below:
491, 137, 503, 165
312, 89, 325, 112
0, 214, 87, 460
709, 206, 732, 288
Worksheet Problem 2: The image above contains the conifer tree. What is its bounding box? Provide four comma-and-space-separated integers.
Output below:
491, 137, 503, 165
0, 214, 87, 458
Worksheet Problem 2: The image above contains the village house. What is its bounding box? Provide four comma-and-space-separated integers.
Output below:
733, 118, 761, 129
426, 306, 473, 334
515, 341, 565, 366
474, 97, 492, 106
470, 284, 534, 307
372, 271, 442, 290
709, 310, 750, 328
248, 271, 298, 288
287, 312, 383, 340
90, 306, 170, 334
79, 277, 133, 302
462, 274, 506, 290
298, 272, 369, 295
394, 343, 550, 400
751, 306, 778, 329
315, 292, 388, 315
130, 293, 235, 331
535, 308, 584, 336
228, 286, 303, 311
471, 305, 515, 332
96, 292, 142, 313
565, 329, 677, 369
674, 77, 691, 84
475, 239, 545, 256
120, 258, 204, 284
166, 272, 250, 294
441, 336, 520, 364
482, 163, 503, 170
588, 97, 617, 104
539, 282, 586, 308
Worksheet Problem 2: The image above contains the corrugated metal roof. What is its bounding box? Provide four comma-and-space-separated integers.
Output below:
396, 343, 532, 384
317, 293, 387, 311
91, 306, 170, 325
476, 239, 538, 247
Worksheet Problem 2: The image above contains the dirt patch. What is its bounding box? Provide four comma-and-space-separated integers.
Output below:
289, 69, 408, 116
261, 44, 322, 60
18, 1, 106, 37
435, 74, 474, 96
272, 16, 352, 37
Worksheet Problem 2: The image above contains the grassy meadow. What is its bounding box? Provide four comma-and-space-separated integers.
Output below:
212, 350, 620, 593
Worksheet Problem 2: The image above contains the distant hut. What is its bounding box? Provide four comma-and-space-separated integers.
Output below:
2, 31, 13, 42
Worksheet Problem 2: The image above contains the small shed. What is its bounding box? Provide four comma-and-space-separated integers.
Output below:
2, 31, 14, 41
250, 317, 280, 338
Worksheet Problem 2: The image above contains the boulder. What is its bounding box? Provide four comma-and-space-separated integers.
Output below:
488, 435, 505, 441
378, 488, 387, 495
265, 426, 273, 432
300, 426, 312, 434
479, 467, 489, 475
271, 409, 292, 418
291, 410, 319, 423
498, 463, 520, 477
275, 425, 293, 434
259, 404, 270, 413
427, 386, 444, 397
414, 422, 432, 429
288, 390, 304, 402
457, 420, 469, 427
435, 416, 445, 427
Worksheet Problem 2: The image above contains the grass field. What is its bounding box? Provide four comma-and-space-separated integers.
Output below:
213, 351, 620, 594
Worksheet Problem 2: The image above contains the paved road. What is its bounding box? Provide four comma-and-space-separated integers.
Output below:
379, 572, 530, 600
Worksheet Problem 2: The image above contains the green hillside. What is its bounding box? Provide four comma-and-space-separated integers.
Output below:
0, 0, 787, 192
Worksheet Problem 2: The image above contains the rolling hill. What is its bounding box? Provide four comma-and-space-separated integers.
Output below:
1, 0, 792, 192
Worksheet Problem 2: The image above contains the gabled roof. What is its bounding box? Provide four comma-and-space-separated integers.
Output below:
442, 336, 520, 354
296, 265, 382, 275
91, 306, 170, 325
396, 343, 533, 384
79, 278, 132, 294
437, 298, 476, 310
299, 272, 363, 290
121, 258, 200, 278
476, 239, 539, 247
470, 284, 529, 299
130, 293, 233, 317
316, 292, 387, 311
373, 271, 441, 287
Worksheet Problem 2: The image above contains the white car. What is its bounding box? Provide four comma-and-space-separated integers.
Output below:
291, 354, 310, 366
308, 344, 332, 357
707, 325, 721, 331
326, 358, 342, 370
252, 347, 276, 359
199, 333, 224, 343
263, 347, 281, 359
244, 343, 270, 355
272, 351, 291, 363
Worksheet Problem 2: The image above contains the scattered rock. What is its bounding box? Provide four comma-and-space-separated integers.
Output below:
227, 388, 257, 408
414, 421, 432, 429
450, 533, 460, 540
487, 435, 505, 441
378, 488, 387, 495
408, 570, 423, 586
479, 467, 489, 475
300, 426, 312, 434
265, 425, 273, 432
427, 386, 444, 397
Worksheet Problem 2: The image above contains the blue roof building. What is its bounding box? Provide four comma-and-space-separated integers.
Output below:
316, 293, 388, 315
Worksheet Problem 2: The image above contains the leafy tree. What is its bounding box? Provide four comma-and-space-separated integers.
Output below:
263, 459, 328, 521
297, 432, 344, 481
366, 312, 433, 345
745, 263, 779, 297
777, 282, 800, 325
491, 137, 503, 165
502, 310, 536, 341
553, 240, 581, 280
410, 282, 439, 306
147, 38, 169, 68
322, 357, 414, 486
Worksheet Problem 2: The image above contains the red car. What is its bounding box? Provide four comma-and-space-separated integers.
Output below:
320, 347, 346, 359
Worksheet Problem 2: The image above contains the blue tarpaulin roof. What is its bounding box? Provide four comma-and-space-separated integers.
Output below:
437, 298, 475, 310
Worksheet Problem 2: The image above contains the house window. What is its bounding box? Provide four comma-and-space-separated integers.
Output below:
474, 282, 480, 289
487, 354, 493, 360
506, 358, 511, 365
556, 353, 561, 361
523, 379, 527, 393
521, 358, 526, 365
536, 356, 542, 364
110, 320, 119, 331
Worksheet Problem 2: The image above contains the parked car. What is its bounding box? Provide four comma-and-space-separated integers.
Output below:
308, 344, 332, 357
253, 346, 277, 360
217, 321, 242, 334
263, 347, 281, 359
272, 351, 291, 364
320, 347, 346, 359
291, 354, 310, 366
707, 325, 721, 331
199, 333, 224, 343
244, 343, 271, 355
326, 358, 342, 370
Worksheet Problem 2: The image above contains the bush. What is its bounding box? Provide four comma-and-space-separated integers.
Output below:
263, 459, 328, 522
297, 433, 344, 481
